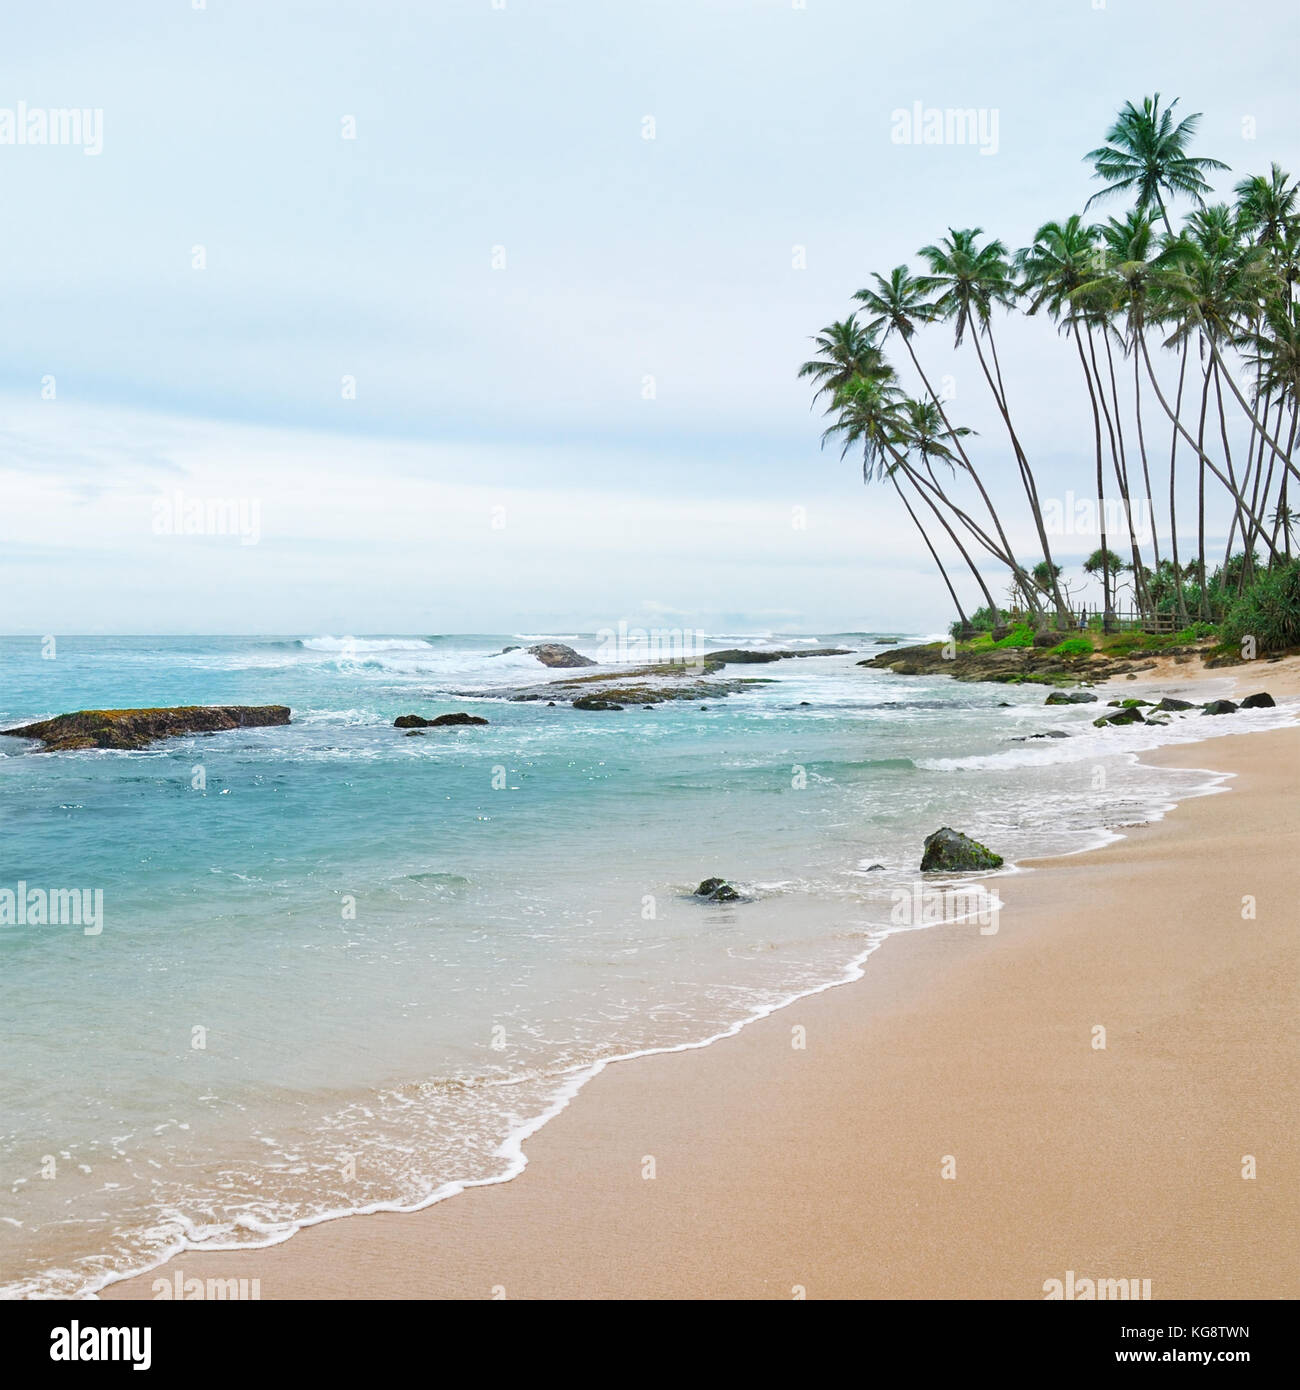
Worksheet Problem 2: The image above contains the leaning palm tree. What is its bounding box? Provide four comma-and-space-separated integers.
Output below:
917, 228, 1071, 624
797, 316, 888, 408
853, 266, 1039, 607
820, 374, 973, 628
1084, 94, 1228, 232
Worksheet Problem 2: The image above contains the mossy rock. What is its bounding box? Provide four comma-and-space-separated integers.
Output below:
920, 827, 1003, 872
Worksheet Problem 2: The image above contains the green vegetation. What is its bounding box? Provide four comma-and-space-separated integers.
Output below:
1050, 637, 1093, 658
803, 95, 1298, 646
1221, 558, 1300, 651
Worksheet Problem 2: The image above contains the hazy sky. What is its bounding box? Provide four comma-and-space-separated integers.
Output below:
2, 0, 1296, 635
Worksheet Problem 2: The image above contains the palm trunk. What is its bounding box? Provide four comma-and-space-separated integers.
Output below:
889, 472, 969, 628
1072, 324, 1114, 627
897, 332, 1042, 613
1166, 338, 1189, 626
971, 324, 1071, 625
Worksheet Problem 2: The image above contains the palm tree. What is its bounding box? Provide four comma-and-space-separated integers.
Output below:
820, 375, 973, 627
1085, 94, 1228, 232
797, 316, 888, 408
917, 228, 1072, 624
853, 266, 1040, 607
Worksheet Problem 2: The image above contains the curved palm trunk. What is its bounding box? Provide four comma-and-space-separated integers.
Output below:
1167, 341, 1190, 626
1088, 326, 1149, 615
1131, 338, 1162, 574
888, 472, 969, 628
1212, 361, 1253, 584
1195, 354, 1211, 619
1072, 324, 1115, 627
1138, 331, 1283, 563
897, 332, 1043, 614
970, 325, 1071, 625
905, 463, 1001, 616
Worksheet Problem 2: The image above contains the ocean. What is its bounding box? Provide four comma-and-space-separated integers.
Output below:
0, 632, 1292, 1297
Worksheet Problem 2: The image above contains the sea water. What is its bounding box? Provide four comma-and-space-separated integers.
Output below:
0, 633, 1292, 1296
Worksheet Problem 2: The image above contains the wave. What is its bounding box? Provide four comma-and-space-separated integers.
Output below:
297, 637, 437, 653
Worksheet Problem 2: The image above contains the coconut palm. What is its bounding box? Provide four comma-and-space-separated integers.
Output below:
797, 316, 888, 408
1085, 94, 1228, 231
917, 228, 1071, 624
853, 266, 1039, 606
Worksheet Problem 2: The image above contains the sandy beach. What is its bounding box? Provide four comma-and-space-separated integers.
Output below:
101, 658, 1300, 1301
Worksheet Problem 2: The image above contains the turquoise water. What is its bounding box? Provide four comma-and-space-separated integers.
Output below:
0, 633, 1291, 1297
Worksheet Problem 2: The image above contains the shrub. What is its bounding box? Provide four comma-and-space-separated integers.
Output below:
1051, 637, 1093, 659
993, 625, 1035, 648
1221, 560, 1300, 653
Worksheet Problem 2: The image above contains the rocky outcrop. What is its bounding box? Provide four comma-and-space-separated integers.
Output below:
1094, 706, 1146, 727
526, 643, 596, 668
1240, 692, 1276, 709
704, 648, 851, 664
394, 713, 489, 728
484, 663, 772, 707
861, 640, 1203, 687
1011, 730, 1068, 741
572, 696, 624, 711
1155, 696, 1196, 711
1202, 699, 1238, 716
1044, 690, 1098, 705
694, 877, 741, 902
920, 827, 1003, 871
1, 706, 291, 752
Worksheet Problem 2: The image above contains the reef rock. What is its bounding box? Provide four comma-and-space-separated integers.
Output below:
1, 706, 291, 752
919, 827, 1003, 872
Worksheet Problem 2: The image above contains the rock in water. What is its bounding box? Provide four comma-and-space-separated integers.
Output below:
920, 828, 1003, 872
1201, 699, 1239, 716
1, 706, 291, 752
1155, 696, 1195, 711
394, 713, 489, 728
694, 877, 741, 902
1240, 692, 1276, 709
572, 696, 624, 710
527, 643, 596, 668
1093, 707, 1146, 727
1044, 690, 1097, 705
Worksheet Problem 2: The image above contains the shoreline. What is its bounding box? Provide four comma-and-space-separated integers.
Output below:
96, 655, 1300, 1300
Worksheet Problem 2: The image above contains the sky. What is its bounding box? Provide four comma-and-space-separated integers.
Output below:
1, 0, 1297, 635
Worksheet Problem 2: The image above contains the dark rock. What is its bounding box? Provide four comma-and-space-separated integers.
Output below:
1045, 691, 1097, 705
1093, 706, 1146, 727
1107, 699, 1152, 708
865, 863, 887, 871
920, 827, 1003, 872
527, 643, 596, 668
547, 701, 556, 706
704, 648, 850, 664
1155, 697, 1195, 711
404, 730, 425, 737
394, 713, 489, 728
572, 696, 624, 711
2, 705, 291, 752
694, 877, 741, 902
1202, 699, 1238, 716
1240, 692, 1276, 709
1032, 629, 1062, 648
